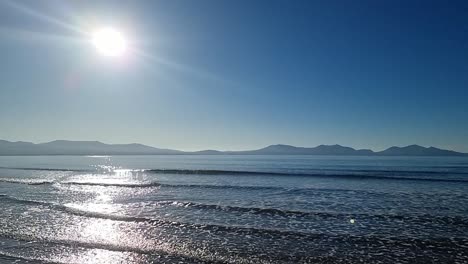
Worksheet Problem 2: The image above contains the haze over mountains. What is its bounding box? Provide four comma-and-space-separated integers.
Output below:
0, 140, 466, 156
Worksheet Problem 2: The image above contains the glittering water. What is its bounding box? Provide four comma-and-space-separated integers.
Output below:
0, 155, 467, 263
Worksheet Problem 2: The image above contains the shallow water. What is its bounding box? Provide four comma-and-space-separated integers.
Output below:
0, 155, 467, 263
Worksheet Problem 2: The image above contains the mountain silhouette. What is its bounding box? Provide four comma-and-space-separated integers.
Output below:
0, 140, 466, 156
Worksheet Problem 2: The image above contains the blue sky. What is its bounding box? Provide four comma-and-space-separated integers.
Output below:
0, 0, 467, 151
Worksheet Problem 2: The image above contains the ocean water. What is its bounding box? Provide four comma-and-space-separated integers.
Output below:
0, 155, 467, 264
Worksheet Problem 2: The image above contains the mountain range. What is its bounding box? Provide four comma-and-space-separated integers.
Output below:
0, 140, 466, 156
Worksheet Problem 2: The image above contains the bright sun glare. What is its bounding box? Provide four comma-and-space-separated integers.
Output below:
91, 27, 127, 57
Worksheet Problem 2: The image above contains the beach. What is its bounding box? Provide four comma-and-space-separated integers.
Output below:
0, 155, 467, 263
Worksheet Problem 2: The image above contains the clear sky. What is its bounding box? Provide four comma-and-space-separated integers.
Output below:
0, 0, 467, 152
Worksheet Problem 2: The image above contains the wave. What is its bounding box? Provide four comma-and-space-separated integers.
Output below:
59, 181, 276, 190
2, 202, 468, 261
0, 251, 62, 264
0, 231, 344, 264
0, 166, 89, 172
145, 169, 285, 175
169, 201, 321, 217
2, 229, 467, 264
2, 176, 467, 191
0, 194, 330, 219
61, 181, 162, 188
163, 201, 468, 227
0, 178, 161, 188
0, 194, 54, 206
1, 166, 467, 182
59, 181, 290, 191
0, 194, 167, 224
0, 235, 213, 264
0, 195, 320, 243
314, 167, 468, 175
2, 194, 467, 228
0, 178, 281, 190
0, 178, 396, 194
145, 168, 468, 176
145, 169, 468, 182
2, 177, 468, 197
0, 178, 54, 185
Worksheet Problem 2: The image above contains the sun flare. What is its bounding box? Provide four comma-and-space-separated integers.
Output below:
91, 27, 127, 57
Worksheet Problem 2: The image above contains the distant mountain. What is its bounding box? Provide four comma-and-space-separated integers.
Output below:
232, 144, 466, 156
225, 144, 374, 155
0, 140, 37, 155
0, 140, 182, 155
377, 144, 464, 156
0, 140, 466, 156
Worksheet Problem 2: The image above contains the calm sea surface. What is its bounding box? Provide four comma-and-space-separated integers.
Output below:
0, 155, 467, 263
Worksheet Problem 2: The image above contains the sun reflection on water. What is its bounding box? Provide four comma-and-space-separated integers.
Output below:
62, 249, 138, 264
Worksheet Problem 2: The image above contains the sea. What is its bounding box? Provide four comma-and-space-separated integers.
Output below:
0, 155, 467, 263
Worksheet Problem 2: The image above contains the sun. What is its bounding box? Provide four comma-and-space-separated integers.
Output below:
91, 27, 127, 57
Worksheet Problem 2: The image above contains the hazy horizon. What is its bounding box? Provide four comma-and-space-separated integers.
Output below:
2, 137, 468, 153
2, 138, 467, 154
1, 0, 468, 152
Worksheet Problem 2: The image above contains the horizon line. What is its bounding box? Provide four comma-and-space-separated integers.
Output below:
1, 139, 466, 154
